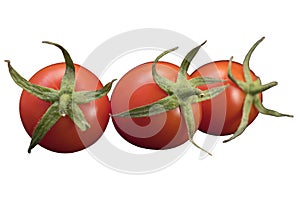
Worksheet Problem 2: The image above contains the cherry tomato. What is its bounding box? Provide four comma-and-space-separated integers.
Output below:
190, 60, 261, 135
19, 63, 110, 153
111, 61, 202, 149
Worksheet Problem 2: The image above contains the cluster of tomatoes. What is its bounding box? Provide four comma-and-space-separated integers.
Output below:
5, 38, 293, 154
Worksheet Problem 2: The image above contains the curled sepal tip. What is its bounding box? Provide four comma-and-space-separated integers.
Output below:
5, 60, 59, 102
253, 97, 293, 118
42, 41, 76, 93
178, 40, 207, 81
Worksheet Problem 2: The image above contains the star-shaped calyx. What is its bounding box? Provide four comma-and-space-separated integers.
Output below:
5, 41, 116, 153
113, 41, 229, 155
223, 37, 293, 143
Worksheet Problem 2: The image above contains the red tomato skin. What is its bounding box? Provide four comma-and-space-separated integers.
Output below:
190, 61, 262, 136
19, 63, 110, 153
111, 61, 202, 150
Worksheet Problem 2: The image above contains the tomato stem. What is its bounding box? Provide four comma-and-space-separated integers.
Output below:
58, 93, 72, 117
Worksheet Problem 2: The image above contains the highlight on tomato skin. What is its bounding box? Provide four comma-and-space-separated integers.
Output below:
110, 61, 202, 150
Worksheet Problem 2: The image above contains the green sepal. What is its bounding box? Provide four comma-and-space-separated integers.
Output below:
180, 103, 212, 156
5, 60, 59, 102
152, 47, 178, 94
114, 84, 228, 119
68, 103, 90, 131
253, 96, 293, 117
112, 95, 179, 118
73, 79, 117, 104
189, 76, 225, 87
177, 40, 207, 82
28, 102, 61, 153
243, 37, 265, 83
227, 57, 248, 91
223, 94, 254, 143
42, 41, 76, 93
189, 84, 229, 104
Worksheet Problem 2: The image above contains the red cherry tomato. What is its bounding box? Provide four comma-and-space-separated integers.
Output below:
19, 63, 110, 153
190, 61, 262, 136
111, 61, 202, 149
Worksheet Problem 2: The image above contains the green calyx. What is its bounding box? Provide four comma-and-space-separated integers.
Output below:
223, 37, 293, 143
113, 41, 229, 155
5, 41, 116, 153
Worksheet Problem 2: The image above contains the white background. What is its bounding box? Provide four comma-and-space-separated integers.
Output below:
0, 0, 299, 199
